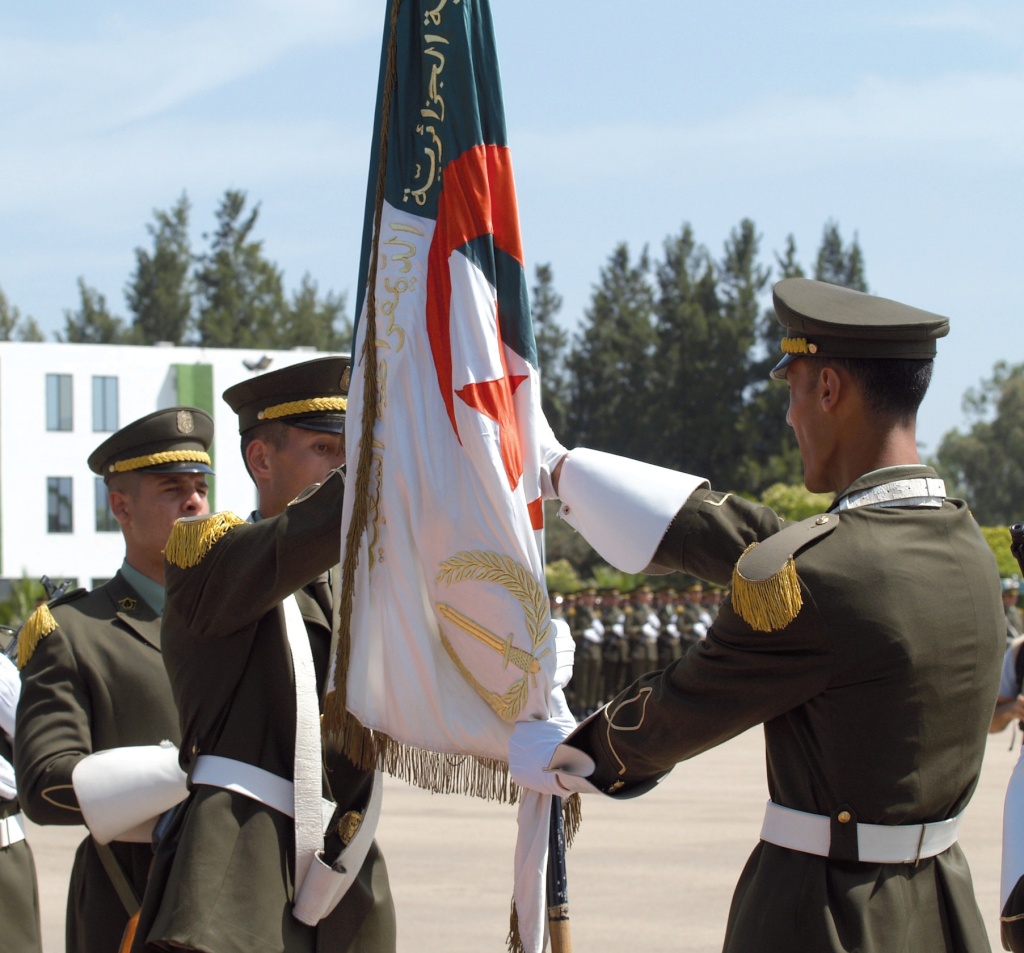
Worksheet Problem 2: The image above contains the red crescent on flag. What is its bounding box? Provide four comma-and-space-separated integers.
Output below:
425, 143, 527, 490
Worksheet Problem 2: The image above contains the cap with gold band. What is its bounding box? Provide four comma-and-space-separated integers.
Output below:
223, 356, 350, 434
88, 407, 215, 480
769, 278, 950, 380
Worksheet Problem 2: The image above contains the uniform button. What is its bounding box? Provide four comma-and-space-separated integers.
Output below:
837, 810, 851, 824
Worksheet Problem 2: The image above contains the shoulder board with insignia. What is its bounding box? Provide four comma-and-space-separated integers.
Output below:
16, 588, 88, 669
164, 511, 245, 569
731, 513, 840, 633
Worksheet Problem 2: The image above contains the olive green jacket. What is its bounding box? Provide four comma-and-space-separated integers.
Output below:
1, 733, 42, 953
15, 572, 178, 953
574, 466, 1003, 953
135, 470, 395, 953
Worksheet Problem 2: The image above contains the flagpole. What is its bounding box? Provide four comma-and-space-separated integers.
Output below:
546, 795, 572, 952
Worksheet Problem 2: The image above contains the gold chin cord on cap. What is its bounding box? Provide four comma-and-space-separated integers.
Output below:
109, 450, 212, 473
257, 397, 348, 421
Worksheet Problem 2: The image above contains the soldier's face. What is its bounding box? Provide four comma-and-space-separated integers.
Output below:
785, 358, 837, 494
112, 473, 210, 557
271, 427, 346, 505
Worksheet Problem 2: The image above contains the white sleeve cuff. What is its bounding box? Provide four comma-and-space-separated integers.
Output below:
557, 449, 707, 573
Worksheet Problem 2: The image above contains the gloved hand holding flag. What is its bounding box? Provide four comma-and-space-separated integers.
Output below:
324, 2, 590, 950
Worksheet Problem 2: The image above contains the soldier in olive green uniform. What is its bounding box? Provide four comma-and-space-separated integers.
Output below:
515, 279, 1003, 953
1, 649, 42, 953
626, 587, 659, 683
134, 358, 395, 953
600, 590, 629, 701
571, 589, 603, 718
15, 409, 213, 953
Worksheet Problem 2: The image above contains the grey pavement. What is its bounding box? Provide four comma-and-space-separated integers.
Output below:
27, 726, 1020, 952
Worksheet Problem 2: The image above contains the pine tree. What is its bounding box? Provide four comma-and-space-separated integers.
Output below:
126, 193, 193, 345
59, 279, 127, 344
194, 191, 286, 348
530, 263, 569, 435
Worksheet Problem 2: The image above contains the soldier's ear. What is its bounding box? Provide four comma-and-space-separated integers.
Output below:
245, 438, 273, 480
108, 490, 132, 528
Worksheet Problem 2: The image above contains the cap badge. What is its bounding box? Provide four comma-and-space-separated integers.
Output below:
340, 366, 351, 391
177, 410, 195, 434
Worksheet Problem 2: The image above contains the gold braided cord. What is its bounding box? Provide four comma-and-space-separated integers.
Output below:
780, 337, 811, 355
258, 397, 348, 420
17, 604, 58, 670
324, 0, 402, 752
730, 542, 803, 632
109, 450, 211, 474
164, 512, 245, 569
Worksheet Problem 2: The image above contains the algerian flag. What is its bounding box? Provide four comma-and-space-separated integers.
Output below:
325, 2, 572, 951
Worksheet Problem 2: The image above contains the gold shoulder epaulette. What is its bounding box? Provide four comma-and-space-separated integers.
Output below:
731, 513, 840, 632
164, 511, 245, 569
17, 603, 59, 670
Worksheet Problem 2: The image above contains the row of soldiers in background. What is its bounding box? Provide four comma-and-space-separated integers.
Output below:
554, 584, 723, 719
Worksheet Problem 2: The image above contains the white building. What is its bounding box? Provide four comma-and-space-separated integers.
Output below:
0, 340, 341, 592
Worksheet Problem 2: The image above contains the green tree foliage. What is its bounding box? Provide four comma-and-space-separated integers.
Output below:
194, 191, 286, 348
935, 361, 1024, 525
531, 263, 569, 435
815, 220, 867, 292
0, 287, 44, 341
59, 279, 128, 343
0, 575, 48, 629
759, 483, 833, 521
126, 193, 193, 345
277, 274, 351, 352
980, 526, 1022, 578
565, 244, 656, 458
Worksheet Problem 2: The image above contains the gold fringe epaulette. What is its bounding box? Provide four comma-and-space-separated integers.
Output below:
731, 544, 803, 632
17, 603, 58, 670
730, 512, 840, 633
164, 511, 245, 569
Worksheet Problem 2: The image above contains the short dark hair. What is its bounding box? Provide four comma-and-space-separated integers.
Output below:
813, 356, 933, 423
239, 421, 291, 482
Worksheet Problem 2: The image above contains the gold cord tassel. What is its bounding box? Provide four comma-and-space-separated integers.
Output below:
17, 604, 58, 669
164, 513, 245, 569
731, 543, 803, 632
324, 0, 402, 744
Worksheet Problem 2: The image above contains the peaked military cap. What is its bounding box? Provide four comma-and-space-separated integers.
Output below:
770, 278, 950, 380
89, 407, 214, 480
223, 355, 350, 434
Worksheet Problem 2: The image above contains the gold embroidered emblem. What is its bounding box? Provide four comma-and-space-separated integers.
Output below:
435, 550, 551, 722
340, 366, 351, 392
118, 597, 137, 611
177, 410, 195, 434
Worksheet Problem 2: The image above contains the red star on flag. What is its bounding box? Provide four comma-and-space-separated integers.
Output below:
456, 365, 528, 490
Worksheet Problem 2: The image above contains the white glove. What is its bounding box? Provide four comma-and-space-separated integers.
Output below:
0, 753, 16, 800
72, 741, 188, 844
536, 412, 569, 500
509, 687, 601, 796
551, 618, 575, 690
0, 653, 20, 740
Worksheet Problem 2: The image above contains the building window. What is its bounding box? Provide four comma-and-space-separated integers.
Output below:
92, 376, 118, 432
94, 477, 118, 532
47, 477, 73, 533
46, 374, 73, 431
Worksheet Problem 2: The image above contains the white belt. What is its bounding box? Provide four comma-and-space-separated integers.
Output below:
0, 812, 26, 848
192, 754, 335, 832
760, 800, 963, 864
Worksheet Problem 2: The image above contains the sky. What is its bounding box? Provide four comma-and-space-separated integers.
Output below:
2, 0, 1022, 458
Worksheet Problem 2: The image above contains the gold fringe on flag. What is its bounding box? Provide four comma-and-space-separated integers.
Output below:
730, 542, 803, 632
164, 512, 245, 569
17, 603, 58, 670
